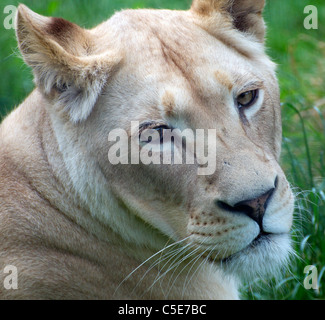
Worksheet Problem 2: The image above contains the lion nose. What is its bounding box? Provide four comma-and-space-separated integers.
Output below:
216, 186, 276, 230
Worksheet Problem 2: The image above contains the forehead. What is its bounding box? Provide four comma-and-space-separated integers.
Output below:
96, 9, 276, 121
102, 9, 273, 72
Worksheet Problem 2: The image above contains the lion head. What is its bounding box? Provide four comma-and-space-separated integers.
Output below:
15, 0, 294, 298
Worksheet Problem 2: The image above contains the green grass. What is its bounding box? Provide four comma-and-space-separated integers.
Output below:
261, 0, 325, 301
0, 0, 324, 300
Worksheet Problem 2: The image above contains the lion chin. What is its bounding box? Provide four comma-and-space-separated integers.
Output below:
218, 233, 293, 281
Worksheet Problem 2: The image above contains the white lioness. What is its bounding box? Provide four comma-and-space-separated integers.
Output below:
0, 0, 294, 299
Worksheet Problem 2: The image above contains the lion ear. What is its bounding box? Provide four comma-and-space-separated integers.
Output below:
16, 4, 121, 123
191, 0, 266, 42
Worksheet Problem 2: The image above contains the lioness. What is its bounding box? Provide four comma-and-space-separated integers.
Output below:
0, 0, 294, 299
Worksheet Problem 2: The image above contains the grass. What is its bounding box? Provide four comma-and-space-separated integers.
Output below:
0, 0, 324, 300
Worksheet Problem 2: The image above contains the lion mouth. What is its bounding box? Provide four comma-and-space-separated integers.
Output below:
196, 231, 272, 264
250, 231, 271, 245
191, 231, 291, 281
205, 231, 279, 265
219, 232, 287, 265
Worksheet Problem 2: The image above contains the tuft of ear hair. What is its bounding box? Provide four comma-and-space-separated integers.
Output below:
191, 0, 266, 42
16, 5, 121, 123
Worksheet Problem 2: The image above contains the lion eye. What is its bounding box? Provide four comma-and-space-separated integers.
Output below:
154, 126, 166, 138
139, 123, 170, 144
151, 126, 168, 143
236, 89, 259, 108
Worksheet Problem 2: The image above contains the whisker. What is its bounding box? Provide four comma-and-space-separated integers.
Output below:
144, 244, 199, 299
165, 245, 204, 298
130, 243, 190, 297
113, 236, 191, 296
181, 244, 221, 298
147, 242, 194, 298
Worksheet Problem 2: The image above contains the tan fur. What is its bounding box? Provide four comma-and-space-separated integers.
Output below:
162, 91, 176, 117
0, 0, 293, 299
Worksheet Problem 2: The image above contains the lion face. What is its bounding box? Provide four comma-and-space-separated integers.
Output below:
91, 8, 294, 279
16, 0, 294, 285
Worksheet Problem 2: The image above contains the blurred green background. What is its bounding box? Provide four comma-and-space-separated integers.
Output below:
0, 0, 324, 299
